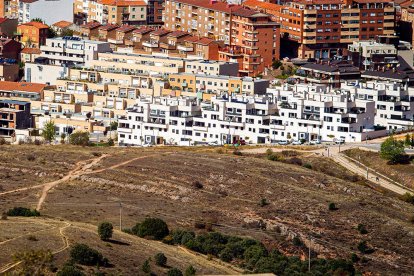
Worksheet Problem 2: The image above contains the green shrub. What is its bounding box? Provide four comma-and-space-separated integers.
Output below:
328, 203, 338, 211
167, 268, 183, 276
69, 132, 90, 146
259, 198, 269, 207
154, 253, 167, 267
233, 149, 242, 156
267, 153, 279, 161
357, 224, 368, 234
184, 265, 196, 276
303, 163, 312, 169
132, 218, 169, 240
400, 193, 414, 204
357, 241, 374, 254
142, 259, 151, 274
98, 222, 113, 241
7, 207, 40, 217
57, 265, 85, 276
107, 138, 115, 146
69, 244, 108, 266
351, 253, 360, 263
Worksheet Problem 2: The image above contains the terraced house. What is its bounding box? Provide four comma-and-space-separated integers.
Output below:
117, 82, 386, 146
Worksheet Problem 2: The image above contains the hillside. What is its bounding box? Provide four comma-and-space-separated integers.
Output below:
1, 145, 414, 275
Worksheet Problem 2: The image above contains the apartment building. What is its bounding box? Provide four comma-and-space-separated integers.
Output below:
117, 83, 381, 146
163, 0, 280, 76
147, 0, 164, 25
24, 37, 111, 85
74, 0, 104, 24
347, 41, 398, 70
37, 37, 112, 66
294, 61, 360, 88
0, 0, 19, 19
16, 21, 49, 48
165, 73, 269, 100
244, 0, 396, 59
0, 99, 32, 138
103, 0, 147, 25
0, 18, 18, 37
342, 81, 414, 130
18, 0, 73, 25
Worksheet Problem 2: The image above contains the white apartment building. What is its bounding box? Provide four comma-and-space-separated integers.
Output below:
18, 0, 73, 25
25, 37, 112, 85
39, 37, 112, 66
117, 84, 382, 146
342, 81, 414, 130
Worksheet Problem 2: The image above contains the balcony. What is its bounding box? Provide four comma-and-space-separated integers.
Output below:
142, 41, 159, 48
177, 44, 193, 52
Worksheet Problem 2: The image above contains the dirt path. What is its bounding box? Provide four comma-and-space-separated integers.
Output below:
0, 221, 71, 274
36, 154, 109, 210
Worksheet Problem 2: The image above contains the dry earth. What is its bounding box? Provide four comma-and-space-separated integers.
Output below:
1, 145, 414, 275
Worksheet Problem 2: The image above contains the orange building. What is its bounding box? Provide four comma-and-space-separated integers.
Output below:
16, 21, 49, 48
219, 9, 280, 76
163, 0, 280, 77
244, 0, 395, 59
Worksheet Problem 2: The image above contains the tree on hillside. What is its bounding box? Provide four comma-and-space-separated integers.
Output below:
98, 222, 113, 241
380, 136, 406, 164
184, 265, 196, 276
132, 217, 169, 240
168, 268, 183, 276
69, 131, 90, 146
42, 120, 56, 143
154, 252, 167, 267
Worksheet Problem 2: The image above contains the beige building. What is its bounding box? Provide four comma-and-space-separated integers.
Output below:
104, 0, 147, 25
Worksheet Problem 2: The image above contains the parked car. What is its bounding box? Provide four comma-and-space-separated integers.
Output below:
278, 140, 289, 145
291, 140, 302, 145
310, 139, 321, 145
208, 141, 219, 146
334, 138, 345, 144
142, 143, 152, 147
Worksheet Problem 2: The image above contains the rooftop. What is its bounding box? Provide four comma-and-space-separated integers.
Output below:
0, 81, 46, 93
18, 21, 49, 29
52, 20, 73, 29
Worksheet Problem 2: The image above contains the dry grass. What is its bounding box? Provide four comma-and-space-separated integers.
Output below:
344, 148, 414, 189
1, 145, 414, 274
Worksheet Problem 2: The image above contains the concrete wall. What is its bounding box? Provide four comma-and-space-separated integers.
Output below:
25, 63, 68, 85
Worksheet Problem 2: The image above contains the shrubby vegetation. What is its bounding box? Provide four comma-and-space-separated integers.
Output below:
164, 228, 355, 275
69, 244, 109, 267
131, 217, 169, 240
7, 207, 40, 217
98, 222, 113, 241
380, 136, 407, 164
69, 132, 90, 146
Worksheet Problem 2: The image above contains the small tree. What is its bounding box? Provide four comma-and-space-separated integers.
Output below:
132, 217, 169, 240
70, 244, 107, 266
69, 131, 90, 146
142, 259, 151, 274
42, 120, 56, 143
154, 252, 167, 267
328, 203, 338, 211
184, 265, 196, 276
380, 136, 406, 164
404, 134, 411, 147
98, 222, 113, 241
168, 268, 183, 276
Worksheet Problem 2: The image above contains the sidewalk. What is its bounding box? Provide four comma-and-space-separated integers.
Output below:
331, 153, 413, 195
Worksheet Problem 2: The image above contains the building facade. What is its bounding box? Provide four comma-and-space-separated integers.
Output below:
244, 0, 396, 59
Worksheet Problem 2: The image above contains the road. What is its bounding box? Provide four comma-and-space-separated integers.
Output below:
242, 139, 414, 196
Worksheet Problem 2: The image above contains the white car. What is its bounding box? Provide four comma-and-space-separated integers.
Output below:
310, 139, 321, 145
142, 143, 152, 147
335, 138, 345, 144
278, 140, 289, 145
291, 140, 302, 145
208, 141, 219, 146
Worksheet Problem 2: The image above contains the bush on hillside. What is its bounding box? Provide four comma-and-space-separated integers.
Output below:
69, 244, 108, 266
7, 207, 40, 217
132, 218, 169, 240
